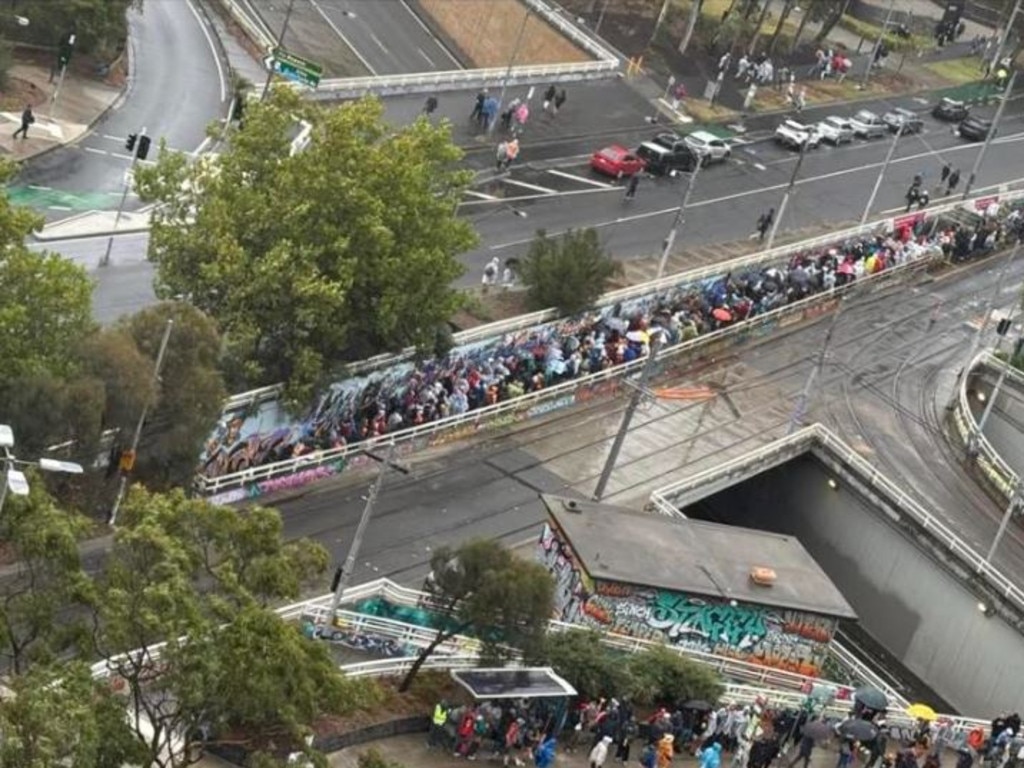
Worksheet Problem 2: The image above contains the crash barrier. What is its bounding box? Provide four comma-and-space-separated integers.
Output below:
648, 423, 1024, 619
292, 578, 908, 707
196, 184, 1024, 502
952, 351, 1024, 503
218, 0, 619, 100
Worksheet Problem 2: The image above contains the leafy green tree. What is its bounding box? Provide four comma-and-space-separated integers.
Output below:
136, 90, 476, 404
0, 161, 93, 386
0, 482, 94, 673
519, 228, 622, 316
121, 301, 226, 490
6, 0, 139, 58
400, 539, 554, 692
90, 487, 340, 767
534, 629, 629, 701
625, 646, 724, 707
0, 661, 148, 768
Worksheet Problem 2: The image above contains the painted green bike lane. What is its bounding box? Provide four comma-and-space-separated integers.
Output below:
7, 185, 122, 212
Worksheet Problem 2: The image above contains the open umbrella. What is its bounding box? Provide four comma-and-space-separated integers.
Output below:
712, 307, 733, 323
838, 718, 879, 743
906, 703, 937, 722
802, 720, 833, 742
854, 686, 889, 712
683, 699, 713, 711
626, 330, 649, 344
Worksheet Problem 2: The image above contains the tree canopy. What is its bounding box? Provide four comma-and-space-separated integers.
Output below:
400, 538, 554, 691
3, 0, 138, 58
136, 89, 477, 404
519, 228, 622, 316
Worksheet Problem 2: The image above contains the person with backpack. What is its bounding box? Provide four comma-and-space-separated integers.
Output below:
12, 104, 34, 140
641, 743, 658, 768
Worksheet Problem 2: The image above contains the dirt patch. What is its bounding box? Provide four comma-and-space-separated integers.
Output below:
0, 76, 45, 112
416, 0, 592, 68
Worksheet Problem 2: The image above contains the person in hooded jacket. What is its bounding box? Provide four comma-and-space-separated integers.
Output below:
700, 741, 723, 768
658, 735, 677, 768
534, 734, 558, 768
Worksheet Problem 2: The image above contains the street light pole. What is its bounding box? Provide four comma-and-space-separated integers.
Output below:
788, 297, 846, 434
861, 0, 896, 88
491, 6, 532, 133
989, 0, 1021, 74
109, 319, 173, 526
100, 126, 146, 268
593, 336, 663, 501
260, 0, 297, 101
328, 442, 408, 624
0, 424, 83, 517
656, 160, 703, 280
962, 70, 1018, 200
987, 483, 1020, 563
766, 140, 808, 249
860, 125, 903, 225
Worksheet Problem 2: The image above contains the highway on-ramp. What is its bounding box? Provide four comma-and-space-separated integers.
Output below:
267, 252, 1024, 597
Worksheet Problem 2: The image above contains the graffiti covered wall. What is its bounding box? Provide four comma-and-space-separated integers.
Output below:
536, 524, 837, 676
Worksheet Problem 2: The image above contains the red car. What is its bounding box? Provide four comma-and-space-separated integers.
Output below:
589, 144, 645, 178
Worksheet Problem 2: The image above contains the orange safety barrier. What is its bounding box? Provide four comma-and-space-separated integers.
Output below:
653, 387, 715, 400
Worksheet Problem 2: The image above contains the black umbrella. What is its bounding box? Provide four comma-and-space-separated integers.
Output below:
838, 719, 879, 743
802, 720, 833, 742
683, 699, 713, 711
854, 686, 889, 712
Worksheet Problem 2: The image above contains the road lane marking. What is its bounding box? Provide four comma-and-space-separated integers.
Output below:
464, 190, 499, 200
84, 147, 107, 155
418, 47, 435, 67
547, 169, 613, 188
185, 0, 227, 101
28, 184, 52, 190
308, 0, 377, 75
400, 0, 461, 68
369, 31, 389, 54
48, 205, 72, 211
754, 163, 767, 170
490, 207, 680, 250
502, 178, 557, 194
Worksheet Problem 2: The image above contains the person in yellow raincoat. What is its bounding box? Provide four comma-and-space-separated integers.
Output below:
657, 734, 675, 768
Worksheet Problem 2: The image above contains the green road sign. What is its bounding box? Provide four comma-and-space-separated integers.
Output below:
269, 48, 323, 88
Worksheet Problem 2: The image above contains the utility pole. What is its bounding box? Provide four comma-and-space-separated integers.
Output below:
593, 336, 663, 501
327, 443, 409, 625
656, 160, 703, 280
989, 0, 1021, 75
100, 127, 151, 268
962, 70, 1018, 200
595, 0, 612, 34
861, 0, 896, 88
109, 319, 173, 526
987, 482, 1021, 563
491, 7, 532, 133
766, 140, 808, 249
860, 124, 903, 225
261, 0, 297, 101
788, 299, 846, 434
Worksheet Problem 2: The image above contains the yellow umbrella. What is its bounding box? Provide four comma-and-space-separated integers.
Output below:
906, 703, 938, 721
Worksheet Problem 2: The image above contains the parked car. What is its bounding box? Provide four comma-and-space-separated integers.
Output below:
681, 130, 731, 164
589, 144, 645, 178
932, 97, 970, 122
635, 140, 699, 175
849, 110, 887, 139
957, 116, 994, 141
816, 116, 855, 144
775, 119, 822, 150
882, 107, 924, 134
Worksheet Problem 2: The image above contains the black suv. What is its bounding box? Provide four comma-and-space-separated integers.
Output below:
635, 139, 698, 175
933, 98, 970, 122
958, 116, 993, 141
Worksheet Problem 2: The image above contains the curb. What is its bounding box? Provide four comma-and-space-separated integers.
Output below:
33, 222, 151, 243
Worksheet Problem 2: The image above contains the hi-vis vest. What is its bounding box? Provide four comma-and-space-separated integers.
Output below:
433, 704, 448, 726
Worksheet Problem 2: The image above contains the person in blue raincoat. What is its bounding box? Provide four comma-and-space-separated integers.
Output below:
699, 741, 723, 768
535, 734, 558, 768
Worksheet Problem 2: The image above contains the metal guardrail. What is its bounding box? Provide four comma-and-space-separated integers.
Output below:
649, 422, 1024, 613
954, 352, 1023, 502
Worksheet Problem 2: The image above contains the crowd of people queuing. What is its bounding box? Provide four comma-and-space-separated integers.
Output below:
428, 696, 1023, 768
201, 202, 1024, 479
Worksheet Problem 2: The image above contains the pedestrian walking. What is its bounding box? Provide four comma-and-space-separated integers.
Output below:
12, 105, 33, 140
624, 173, 640, 201
496, 140, 509, 171
471, 89, 486, 124
553, 89, 567, 115
423, 95, 438, 115
543, 84, 557, 113
788, 734, 816, 768
756, 208, 775, 242
590, 735, 614, 768
795, 86, 807, 112
506, 137, 520, 167
940, 163, 951, 184
947, 168, 961, 195
718, 52, 732, 73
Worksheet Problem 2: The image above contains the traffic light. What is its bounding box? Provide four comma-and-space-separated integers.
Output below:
997, 317, 1012, 336
137, 134, 151, 160
330, 566, 343, 592
126, 133, 137, 152
57, 32, 76, 68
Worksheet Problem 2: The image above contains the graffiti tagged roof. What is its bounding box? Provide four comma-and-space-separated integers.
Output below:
541, 495, 856, 619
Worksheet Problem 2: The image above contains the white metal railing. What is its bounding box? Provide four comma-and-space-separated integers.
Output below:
955, 352, 1023, 501
650, 423, 1024, 614
222, 0, 275, 51
198, 240, 940, 497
